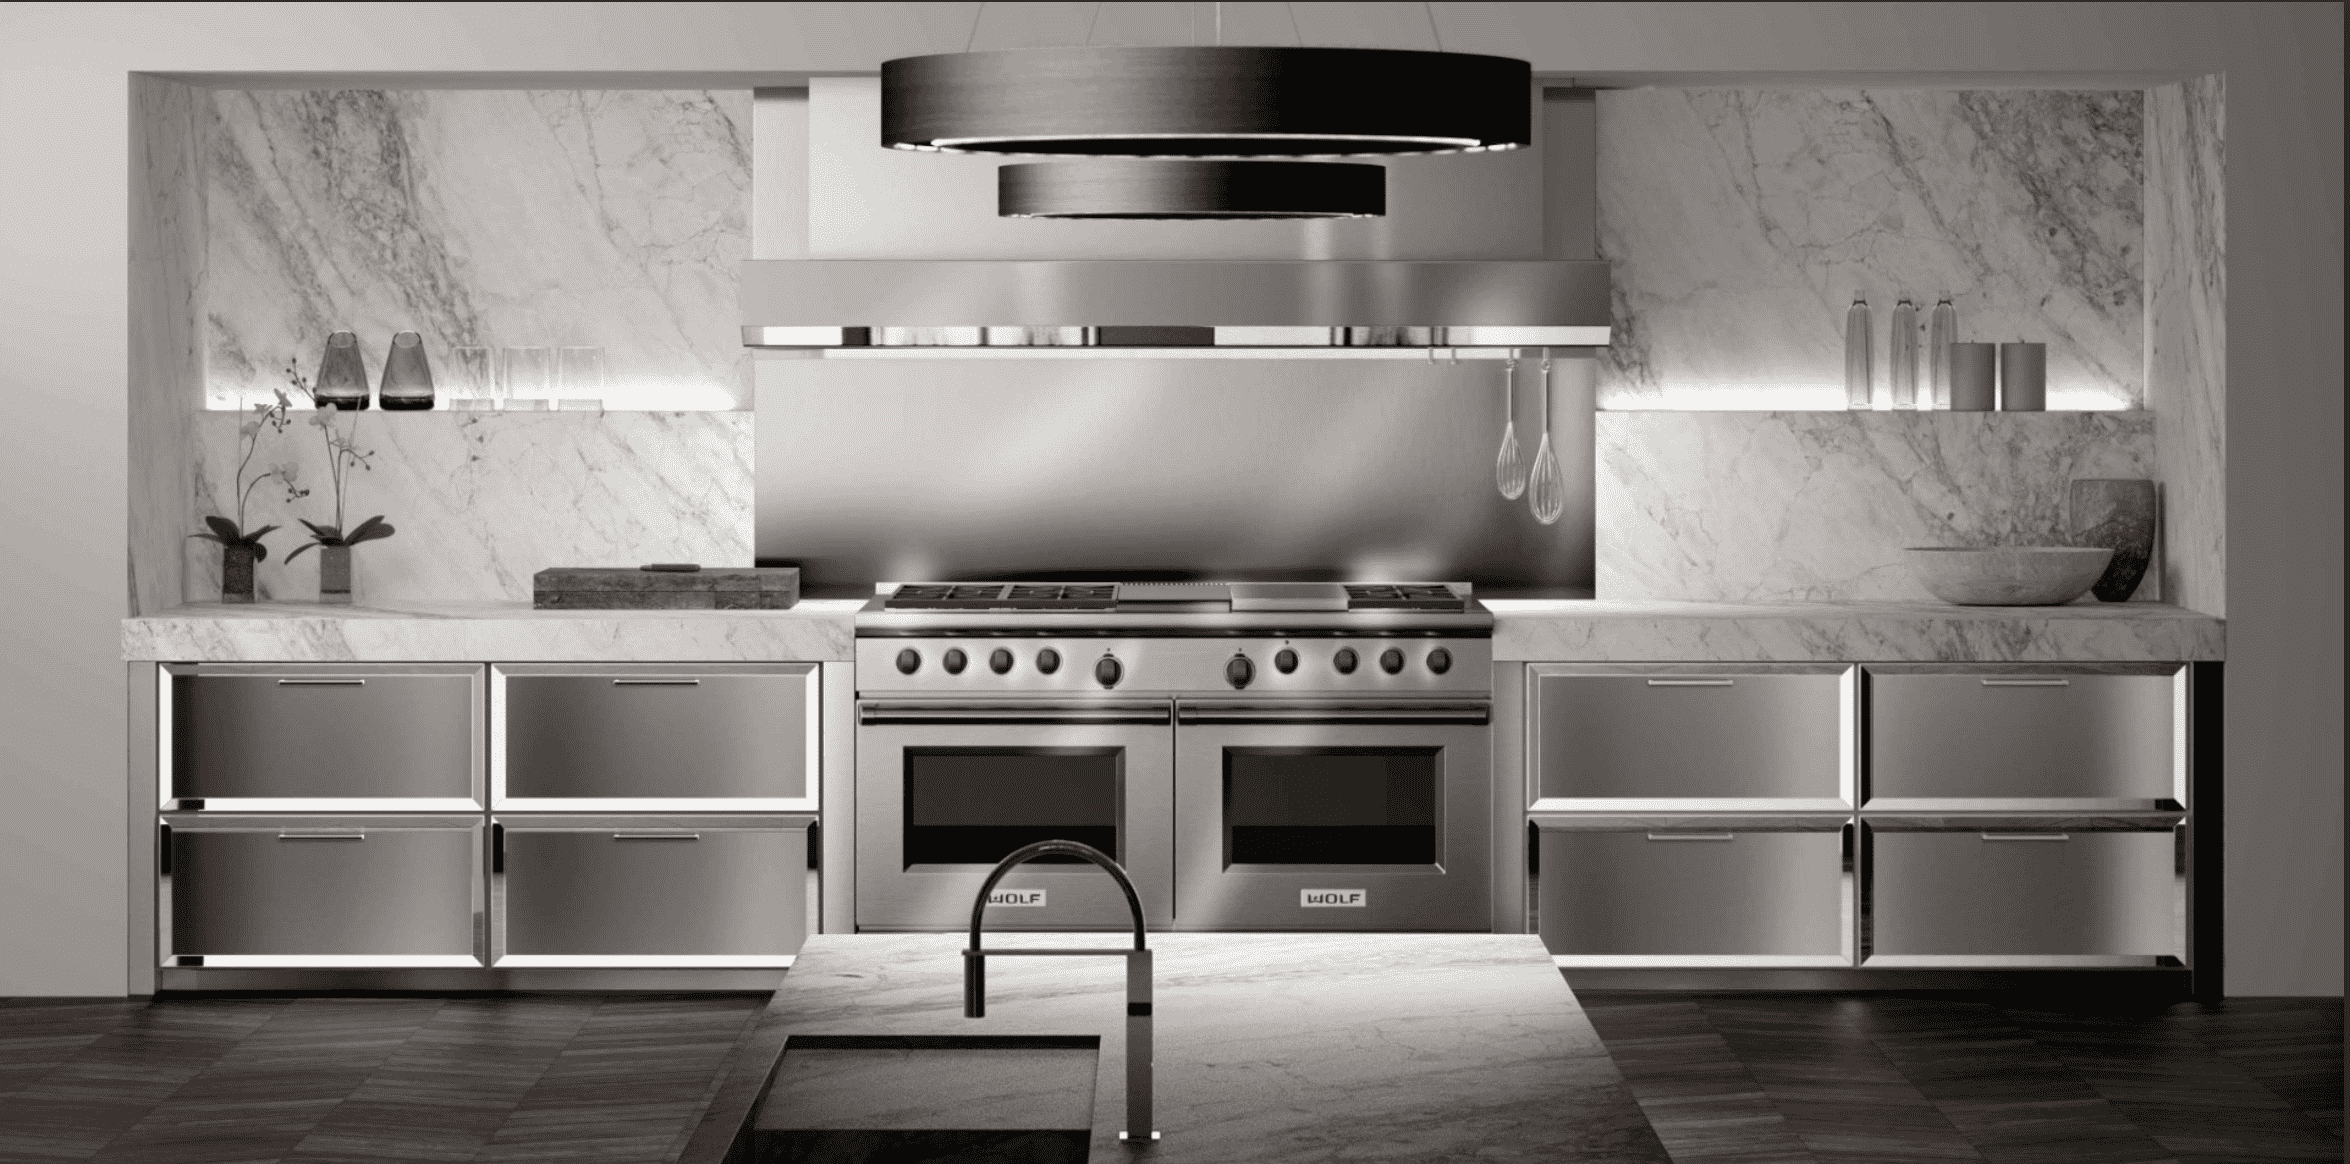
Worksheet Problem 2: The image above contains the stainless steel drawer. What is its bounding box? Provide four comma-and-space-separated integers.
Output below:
160, 814, 482, 968
1865, 666, 2182, 808
1536, 823, 1851, 966
492, 816, 809, 967
1864, 827, 2181, 966
1529, 666, 1851, 809
162, 664, 483, 810
493, 664, 818, 809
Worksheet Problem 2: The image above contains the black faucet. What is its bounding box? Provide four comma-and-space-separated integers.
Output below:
964, 839, 1156, 1146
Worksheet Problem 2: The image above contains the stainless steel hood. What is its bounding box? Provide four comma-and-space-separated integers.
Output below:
738, 258, 1610, 350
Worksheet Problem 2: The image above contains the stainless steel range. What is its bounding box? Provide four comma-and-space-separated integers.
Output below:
854, 581, 1493, 933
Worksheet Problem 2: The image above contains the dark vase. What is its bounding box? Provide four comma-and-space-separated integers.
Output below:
2068, 478, 2158, 601
318, 544, 352, 604
221, 543, 257, 604
380, 331, 435, 411
315, 330, 370, 410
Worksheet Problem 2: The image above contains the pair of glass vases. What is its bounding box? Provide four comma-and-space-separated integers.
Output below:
313, 330, 433, 410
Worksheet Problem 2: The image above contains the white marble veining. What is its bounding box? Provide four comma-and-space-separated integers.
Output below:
1487, 599, 2220, 662
727, 933, 1669, 1164
124, 599, 2214, 664
186, 412, 752, 605
204, 89, 749, 411
129, 77, 206, 617
1598, 89, 2143, 410
1596, 411, 2157, 602
122, 599, 860, 663
2145, 76, 2226, 617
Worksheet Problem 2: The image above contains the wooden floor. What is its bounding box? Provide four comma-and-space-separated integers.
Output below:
1579, 992, 2344, 1164
0, 991, 2338, 1163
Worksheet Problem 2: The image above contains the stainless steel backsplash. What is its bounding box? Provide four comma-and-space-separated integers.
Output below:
755, 355, 1593, 586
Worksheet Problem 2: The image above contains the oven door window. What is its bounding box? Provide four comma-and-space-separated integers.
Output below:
1223, 748, 1439, 867
904, 748, 1123, 867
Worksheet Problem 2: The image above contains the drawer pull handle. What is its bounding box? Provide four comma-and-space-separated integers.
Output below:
1647, 679, 1735, 687
614, 832, 701, 841
1646, 832, 1735, 842
1980, 678, 2070, 687
278, 832, 365, 841
613, 679, 701, 686
277, 679, 365, 686
1981, 833, 2070, 842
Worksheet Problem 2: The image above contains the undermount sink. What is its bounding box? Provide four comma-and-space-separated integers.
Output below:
751, 1034, 1099, 1163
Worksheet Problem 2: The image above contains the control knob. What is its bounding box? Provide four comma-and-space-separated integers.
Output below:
942, 648, 967, 675
1036, 648, 1061, 675
1379, 648, 1405, 674
989, 648, 1013, 674
895, 648, 921, 675
1225, 654, 1255, 689
1274, 648, 1299, 674
1332, 647, 1358, 674
1094, 656, 1123, 688
1427, 647, 1452, 675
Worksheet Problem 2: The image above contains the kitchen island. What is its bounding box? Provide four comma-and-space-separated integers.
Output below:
681, 932, 1670, 1163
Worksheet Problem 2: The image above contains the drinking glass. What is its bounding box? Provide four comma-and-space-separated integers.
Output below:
448, 346, 498, 410
556, 346, 606, 412
501, 346, 554, 411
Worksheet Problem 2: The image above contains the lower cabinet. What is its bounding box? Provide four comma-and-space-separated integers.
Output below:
492, 815, 811, 968
1535, 819, 1852, 967
162, 814, 483, 968
1862, 824, 2183, 967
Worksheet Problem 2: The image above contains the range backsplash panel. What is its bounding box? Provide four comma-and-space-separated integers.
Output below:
1597, 411, 2156, 602
202, 89, 750, 410
1597, 89, 2144, 410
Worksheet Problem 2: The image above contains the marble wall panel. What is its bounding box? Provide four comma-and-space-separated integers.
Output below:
129, 76, 206, 617
203, 89, 749, 411
1598, 89, 2143, 410
2145, 77, 2225, 617
1596, 412, 2156, 602
187, 412, 751, 604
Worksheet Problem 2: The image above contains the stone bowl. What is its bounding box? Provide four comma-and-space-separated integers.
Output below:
1902, 546, 2114, 606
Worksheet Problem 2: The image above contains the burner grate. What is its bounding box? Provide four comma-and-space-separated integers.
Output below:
1342, 583, 1466, 612
884, 582, 1118, 610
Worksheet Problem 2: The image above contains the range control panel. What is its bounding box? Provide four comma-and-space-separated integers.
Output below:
855, 637, 1493, 696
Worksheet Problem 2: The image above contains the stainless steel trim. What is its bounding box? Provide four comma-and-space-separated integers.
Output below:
1981, 678, 2071, 687
860, 701, 1174, 725
1646, 679, 1734, 687
1175, 700, 1489, 725
1645, 833, 1734, 842
277, 678, 365, 686
612, 678, 701, 686
276, 832, 365, 841
1981, 833, 2071, 842
613, 832, 702, 841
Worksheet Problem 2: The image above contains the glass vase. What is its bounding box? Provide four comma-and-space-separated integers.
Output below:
314, 331, 370, 410
221, 544, 257, 604
1843, 296, 1873, 410
379, 331, 435, 411
318, 544, 353, 605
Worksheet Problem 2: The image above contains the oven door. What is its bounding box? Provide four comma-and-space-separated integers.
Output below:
857, 700, 1174, 931
1173, 700, 1491, 931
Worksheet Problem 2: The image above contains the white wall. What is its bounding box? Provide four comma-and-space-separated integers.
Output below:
1, 2, 2337, 995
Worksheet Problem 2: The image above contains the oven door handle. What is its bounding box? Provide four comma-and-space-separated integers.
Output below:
1177, 701, 1491, 725
859, 701, 1173, 726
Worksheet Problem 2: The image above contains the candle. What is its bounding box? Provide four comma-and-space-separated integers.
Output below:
2000, 342, 2046, 411
1948, 343, 1997, 411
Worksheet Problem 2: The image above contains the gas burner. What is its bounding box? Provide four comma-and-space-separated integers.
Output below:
1343, 583, 1467, 612
884, 582, 1118, 611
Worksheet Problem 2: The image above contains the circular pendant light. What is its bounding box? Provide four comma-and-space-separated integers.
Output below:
1000, 160, 1384, 219
882, 46, 1530, 158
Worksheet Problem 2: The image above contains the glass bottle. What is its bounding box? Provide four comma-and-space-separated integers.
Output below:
1844, 296, 1873, 410
379, 331, 436, 411
1926, 296, 1958, 410
1888, 297, 1918, 409
313, 331, 370, 410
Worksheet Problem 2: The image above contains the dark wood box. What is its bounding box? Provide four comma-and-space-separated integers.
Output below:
532, 567, 800, 610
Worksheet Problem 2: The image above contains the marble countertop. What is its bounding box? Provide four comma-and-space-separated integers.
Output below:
680, 932, 1668, 1164
123, 597, 2220, 663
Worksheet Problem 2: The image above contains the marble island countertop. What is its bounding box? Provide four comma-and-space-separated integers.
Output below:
125, 597, 2221, 663
679, 932, 1670, 1164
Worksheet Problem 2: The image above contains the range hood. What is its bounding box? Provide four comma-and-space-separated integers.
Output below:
739, 258, 1609, 351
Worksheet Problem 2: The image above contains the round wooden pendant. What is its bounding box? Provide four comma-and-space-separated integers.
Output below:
999, 160, 1385, 219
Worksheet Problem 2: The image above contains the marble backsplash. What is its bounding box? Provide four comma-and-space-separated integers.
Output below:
130, 77, 206, 617
1596, 411, 2157, 602
2145, 76, 2225, 617
187, 412, 751, 604
1598, 89, 2143, 410
203, 89, 750, 411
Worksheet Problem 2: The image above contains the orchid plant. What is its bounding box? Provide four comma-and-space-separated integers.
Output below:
190, 388, 309, 560
283, 360, 395, 562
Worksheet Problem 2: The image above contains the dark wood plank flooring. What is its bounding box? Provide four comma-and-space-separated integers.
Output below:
0, 991, 2336, 1163
1579, 992, 2344, 1164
